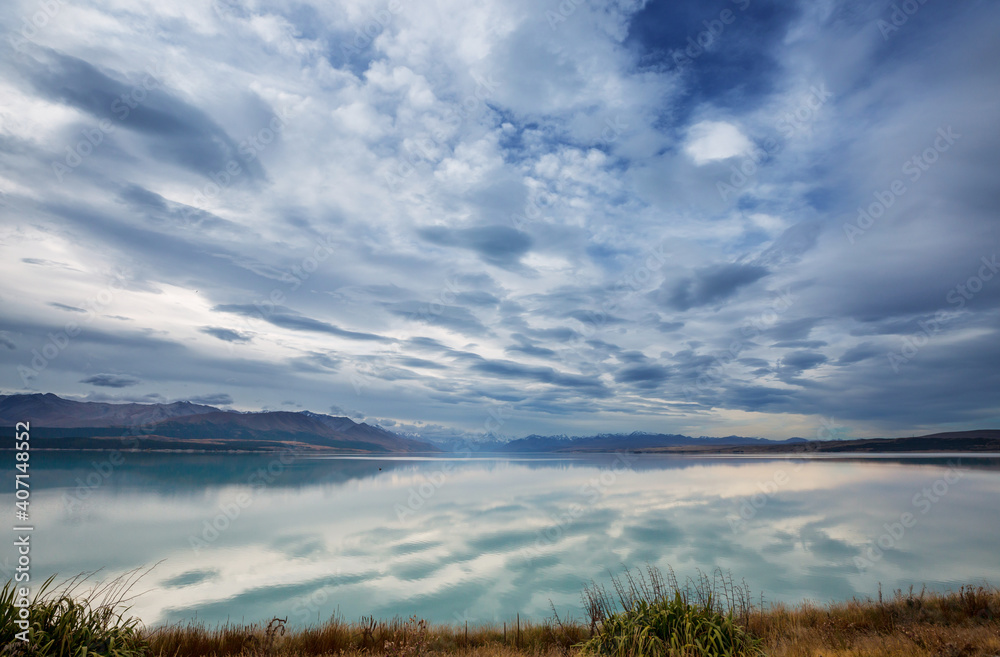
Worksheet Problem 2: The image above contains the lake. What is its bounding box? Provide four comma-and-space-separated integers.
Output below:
11, 451, 1000, 627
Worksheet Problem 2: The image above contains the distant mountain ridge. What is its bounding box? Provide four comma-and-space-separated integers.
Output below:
3, 394, 996, 454
0, 393, 437, 453
492, 431, 808, 452
415, 431, 808, 453
0, 393, 220, 428
669, 429, 1000, 455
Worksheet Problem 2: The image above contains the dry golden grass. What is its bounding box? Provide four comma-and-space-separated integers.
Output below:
140, 584, 1000, 657
746, 585, 1000, 657
144, 614, 587, 657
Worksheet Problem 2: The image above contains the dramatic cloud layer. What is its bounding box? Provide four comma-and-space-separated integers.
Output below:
1, 0, 998, 440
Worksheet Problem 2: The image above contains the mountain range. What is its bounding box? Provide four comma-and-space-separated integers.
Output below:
489, 432, 807, 452
0, 393, 436, 452
1, 394, 997, 454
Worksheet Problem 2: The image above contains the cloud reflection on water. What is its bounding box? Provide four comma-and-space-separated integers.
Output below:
18, 453, 1000, 626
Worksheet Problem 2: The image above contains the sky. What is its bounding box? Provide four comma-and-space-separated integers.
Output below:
1, 0, 998, 442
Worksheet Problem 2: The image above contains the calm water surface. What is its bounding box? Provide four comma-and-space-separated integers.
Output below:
10, 452, 1000, 627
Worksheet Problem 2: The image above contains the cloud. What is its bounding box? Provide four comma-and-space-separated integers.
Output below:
186, 393, 233, 406
405, 337, 454, 352
200, 327, 252, 343
837, 343, 880, 366
768, 318, 821, 341
119, 184, 243, 234
212, 305, 389, 342
80, 373, 141, 388
289, 352, 342, 374
777, 351, 828, 378
615, 364, 671, 389
386, 302, 491, 337
566, 309, 629, 326
418, 225, 533, 267
49, 302, 87, 313
469, 358, 611, 396
1, 0, 998, 438
19, 49, 265, 181
398, 357, 448, 370
658, 264, 769, 311
330, 404, 366, 420
0, 333, 16, 350
506, 342, 557, 358
755, 221, 822, 267
684, 121, 752, 165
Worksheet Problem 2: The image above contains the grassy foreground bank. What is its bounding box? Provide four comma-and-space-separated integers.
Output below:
3, 568, 999, 657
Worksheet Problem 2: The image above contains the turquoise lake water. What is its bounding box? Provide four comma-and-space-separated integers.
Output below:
8, 451, 1000, 627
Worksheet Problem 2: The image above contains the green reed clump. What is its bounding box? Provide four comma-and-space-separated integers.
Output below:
1, 568, 150, 657
579, 566, 763, 657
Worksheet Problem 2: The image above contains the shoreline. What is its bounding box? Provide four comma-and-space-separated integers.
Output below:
5, 570, 998, 656
134, 583, 1000, 656
4, 446, 1000, 456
